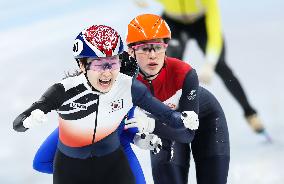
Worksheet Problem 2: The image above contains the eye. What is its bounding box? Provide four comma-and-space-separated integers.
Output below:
154, 45, 162, 50
141, 47, 150, 52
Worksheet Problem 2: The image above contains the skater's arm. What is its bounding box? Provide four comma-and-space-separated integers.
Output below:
13, 83, 65, 132
131, 79, 186, 128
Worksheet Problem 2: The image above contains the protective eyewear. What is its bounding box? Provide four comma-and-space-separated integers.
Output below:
86, 56, 120, 71
132, 42, 168, 54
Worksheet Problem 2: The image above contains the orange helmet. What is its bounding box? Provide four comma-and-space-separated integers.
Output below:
126, 14, 171, 45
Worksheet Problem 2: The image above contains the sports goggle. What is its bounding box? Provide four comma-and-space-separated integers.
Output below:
131, 42, 168, 54
86, 56, 120, 71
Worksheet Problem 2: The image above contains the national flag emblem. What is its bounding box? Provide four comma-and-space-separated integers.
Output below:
110, 99, 124, 113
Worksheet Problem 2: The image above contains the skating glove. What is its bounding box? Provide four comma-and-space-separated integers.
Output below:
181, 111, 199, 130
199, 62, 215, 84
133, 133, 162, 154
23, 109, 47, 129
124, 109, 155, 133
132, 0, 149, 8
125, 116, 155, 133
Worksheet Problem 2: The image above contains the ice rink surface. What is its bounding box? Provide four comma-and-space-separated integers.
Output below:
1, 0, 283, 183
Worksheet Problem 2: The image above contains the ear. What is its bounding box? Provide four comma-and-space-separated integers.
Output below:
79, 62, 87, 74
128, 48, 135, 58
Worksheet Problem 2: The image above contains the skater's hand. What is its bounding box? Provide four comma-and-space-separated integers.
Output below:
133, 133, 162, 154
181, 111, 199, 130
125, 115, 155, 133
23, 109, 47, 129
199, 62, 215, 84
132, 0, 149, 8
125, 108, 155, 133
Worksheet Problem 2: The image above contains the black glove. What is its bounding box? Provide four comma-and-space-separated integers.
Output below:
13, 113, 28, 132
119, 51, 139, 77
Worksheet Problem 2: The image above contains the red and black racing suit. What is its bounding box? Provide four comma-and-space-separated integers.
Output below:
137, 57, 230, 184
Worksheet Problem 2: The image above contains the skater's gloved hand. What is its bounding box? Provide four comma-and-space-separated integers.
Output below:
124, 108, 155, 133
23, 109, 47, 129
133, 133, 162, 154
125, 115, 155, 133
181, 111, 199, 130
132, 0, 149, 8
199, 62, 215, 84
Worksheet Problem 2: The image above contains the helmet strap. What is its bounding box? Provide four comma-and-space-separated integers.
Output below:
83, 71, 101, 93
79, 61, 101, 93
138, 64, 165, 81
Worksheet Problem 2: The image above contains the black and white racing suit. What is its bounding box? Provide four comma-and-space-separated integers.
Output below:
13, 73, 194, 184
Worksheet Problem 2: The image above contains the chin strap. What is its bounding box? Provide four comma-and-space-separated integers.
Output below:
77, 60, 100, 93
139, 67, 162, 80
83, 67, 101, 93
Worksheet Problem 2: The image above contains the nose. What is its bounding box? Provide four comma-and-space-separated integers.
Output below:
101, 69, 112, 77
102, 68, 111, 72
148, 49, 157, 58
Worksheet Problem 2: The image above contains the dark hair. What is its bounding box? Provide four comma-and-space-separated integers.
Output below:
63, 70, 82, 79
63, 58, 87, 79
119, 51, 139, 77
